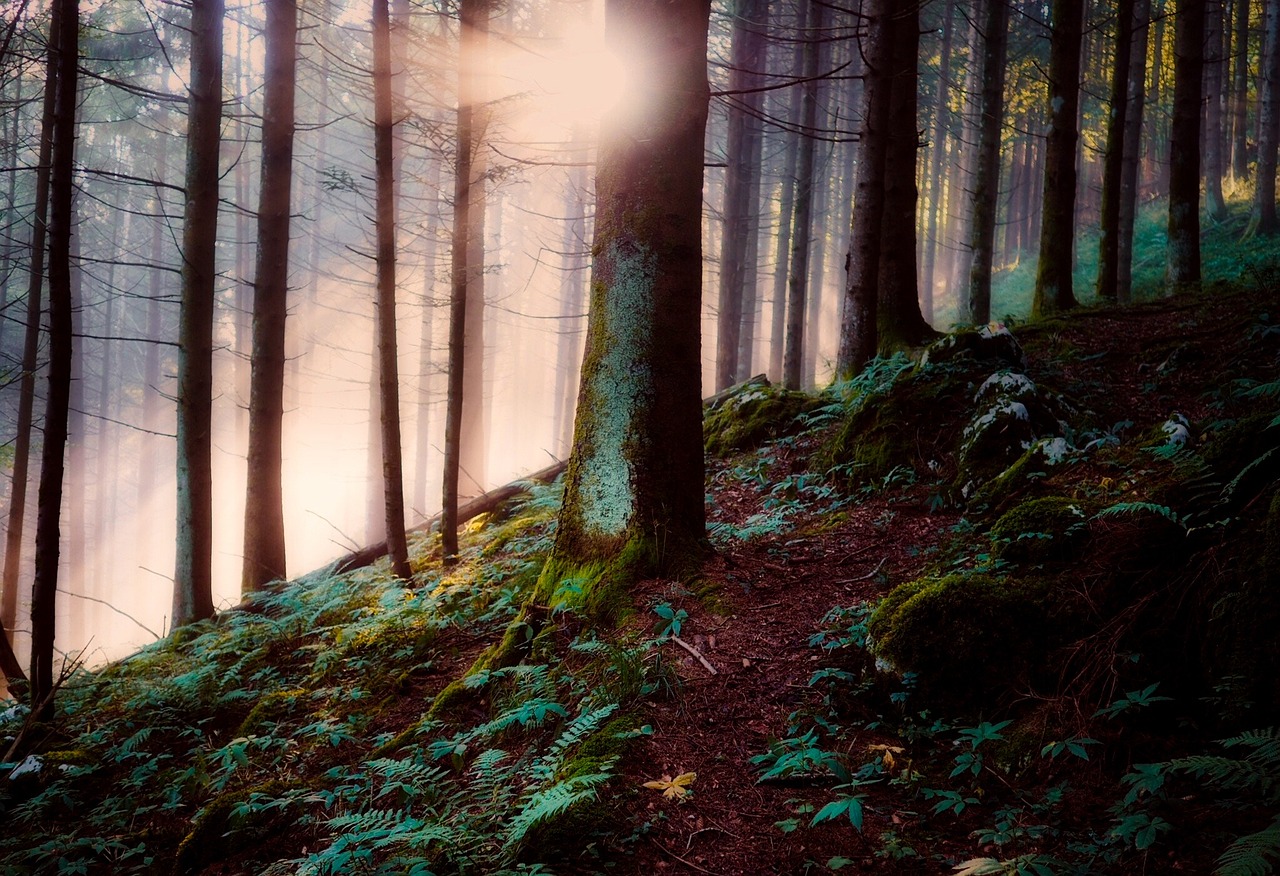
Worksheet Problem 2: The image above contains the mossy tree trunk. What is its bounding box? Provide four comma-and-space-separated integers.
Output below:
242, 0, 298, 592
540, 0, 710, 612
1167, 0, 1205, 291
1032, 0, 1083, 318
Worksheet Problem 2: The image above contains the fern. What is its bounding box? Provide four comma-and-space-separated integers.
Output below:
1094, 501, 1185, 528
502, 770, 613, 855
1216, 815, 1280, 876
528, 703, 618, 784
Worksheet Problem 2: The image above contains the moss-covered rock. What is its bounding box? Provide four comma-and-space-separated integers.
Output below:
990, 497, 1090, 564
968, 436, 1072, 515
921, 323, 1027, 370
869, 572, 1051, 709
703, 380, 821, 457
955, 371, 1072, 499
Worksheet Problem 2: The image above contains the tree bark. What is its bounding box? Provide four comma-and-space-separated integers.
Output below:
542, 0, 710, 599
173, 0, 223, 627
552, 136, 589, 457
1032, 0, 1083, 317
1247, 0, 1280, 237
242, 0, 298, 592
836, 0, 892, 379
372, 0, 411, 579
767, 10, 806, 384
1231, 0, 1250, 180
31, 0, 77, 712
921, 0, 955, 320
1098, 0, 1137, 302
965, 0, 1010, 325
1118, 0, 1152, 301
1205, 0, 1229, 219
1168, 0, 1205, 289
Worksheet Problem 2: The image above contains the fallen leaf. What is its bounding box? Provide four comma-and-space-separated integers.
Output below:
643, 771, 697, 800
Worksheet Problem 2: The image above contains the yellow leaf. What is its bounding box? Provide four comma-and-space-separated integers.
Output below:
642, 771, 697, 800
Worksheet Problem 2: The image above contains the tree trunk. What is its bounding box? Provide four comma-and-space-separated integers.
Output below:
767, 12, 806, 383
1118, 0, 1152, 301
1098, 0, 1137, 302
552, 137, 589, 457
1205, 0, 1229, 218
461, 8, 491, 502
734, 10, 767, 384
1032, 0, 1083, 317
173, 0, 223, 627
1168, 0, 1206, 288
966, 0, 1010, 325
31, 0, 77, 712
836, 0, 892, 379
1247, 0, 1280, 236
2, 0, 58, 645
1231, 0, 1250, 180
371, 0, 411, 579
413, 148, 443, 520
242, 0, 298, 592
782, 0, 821, 390
541, 0, 710, 604
921, 0, 955, 320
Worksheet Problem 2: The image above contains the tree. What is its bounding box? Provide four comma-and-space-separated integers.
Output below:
31, 0, 78, 712
1204, 0, 1228, 220
1117, 0, 1152, 301
1246, 0, 1280, 237
964, 0, 1011, 325
173, 0, 224, 627
242, 0, 299, 593
537, 0, 710, 608
1097, 0, 1137, 302
1032, 0, 1083, 317
1167, 0, 1205, 289
836, 0, 892, 378
1231, 0, 1250, 180
372, 0, 411, 579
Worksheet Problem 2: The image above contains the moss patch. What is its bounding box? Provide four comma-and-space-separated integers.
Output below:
703, 381, 821, 457
990, 496, 1090, 564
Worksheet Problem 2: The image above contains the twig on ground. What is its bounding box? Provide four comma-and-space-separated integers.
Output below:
669, 635, 717, 675
835, 557, 887, 585
649, 837, 723, 875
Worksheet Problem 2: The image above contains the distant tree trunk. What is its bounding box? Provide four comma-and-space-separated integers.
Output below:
948, 7, 985, 296
1205, 0, 1229, 219
372, 0, 411, 579
836, 0, 892, 378
734, 20, 767, 383
31, 0, 77, 712
803, 141, 830, 386
1247, 0, 1280, 236
1231, 0, 1250, 180
921, 0, 955, 320
173, 0, 223, 627
1032, 0, 1083, 317
138, 132, 169, 562
782, 0, 821, 390
1098, 0, 1136, 302
461, 9, 491, 502
2, 0, 58, 644
966, 0, 1010, 325
441, 0, 486, 563
540, 0, 709, 600
1118, 0, 1151, 301
552, 139, 589, 457
66, 211, 85, 609
242, 0, 298, 593
767, 15, 806, 383
877, 1, 934, 352
413, 152, 443, 520
1168, 0, 1206, 288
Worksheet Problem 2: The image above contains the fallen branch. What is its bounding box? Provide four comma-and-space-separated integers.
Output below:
669, 635, 717, 675
835, 557, 887, 585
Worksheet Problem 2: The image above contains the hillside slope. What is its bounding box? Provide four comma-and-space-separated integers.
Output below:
3, 281, 1279, 876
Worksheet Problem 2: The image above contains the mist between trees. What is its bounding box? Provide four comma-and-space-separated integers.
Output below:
0, 0, 1269, 681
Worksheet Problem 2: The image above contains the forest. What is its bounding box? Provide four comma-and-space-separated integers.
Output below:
3, 0, 1280, 872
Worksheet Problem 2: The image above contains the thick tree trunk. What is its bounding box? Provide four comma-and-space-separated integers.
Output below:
1247, 0, 1280, 236
836, 0, 892, 379
1098, 0, 1137, 302
1032, 0, 1083, 317
2, 2, 58, 644
782, 0, 822, 390
173, 0, 223, 627
542, 0, 710, 602
372, 0, 411, 579
965, 0, 1010, 325
1118, 0, 1152, 301
1168, 0, 1206, 289
31, 0, 77, 713
242, 0, 298, 592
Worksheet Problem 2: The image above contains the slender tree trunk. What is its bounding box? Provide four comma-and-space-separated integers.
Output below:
767, 14, 805, 383
173, 0, 224, 627
2, 2, 58, 647
782, 0, 821, 390
138, 131, 169, 565
1231, 0, 1250, 180
372, 0, 411, 579
543, 0, 710, 593
836, 0, 892, 378
1247, 0, 1280, 236
461, 8, 490, 501
922, 0, 955, 320
1033, 0, 1083, 316
1118, 0, 1151, 301
734, 8, 768, 383
803, 141, 829, 387
966, 0, 1010, 324
1205, 0, 1229, 218
948, 7, 985, 296
31, 0, 77, 713
1168, 0, 1206, 288
242, 0, 298, 592
552, 138, 589, 456
1098, 0, 1137, 301
413, 150, 443, 519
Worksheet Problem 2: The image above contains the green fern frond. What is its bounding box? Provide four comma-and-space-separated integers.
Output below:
528, 703, 619, 784
1094, 501, 1185, 528
502, 771, 612, 855
1216, 814, 1280, 876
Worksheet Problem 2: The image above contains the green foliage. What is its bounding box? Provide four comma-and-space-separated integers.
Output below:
702, 380, 821, 456
989, 497, 1089, 564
